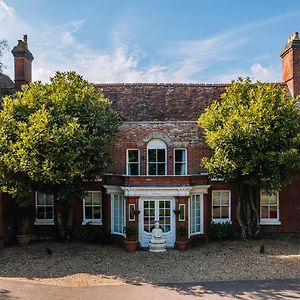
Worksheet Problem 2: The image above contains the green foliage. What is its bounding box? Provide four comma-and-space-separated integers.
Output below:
124, 225, 137, 237
199, 78, 300, 193
0, 40, 8, 72
72, 223, 110, 244
0, 71, 121, 204
208, 221, 233, 241
177, 227, 187, 237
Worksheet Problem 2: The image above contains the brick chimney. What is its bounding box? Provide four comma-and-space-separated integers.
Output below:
11, 34, 34, 91
281, 32, 300, 97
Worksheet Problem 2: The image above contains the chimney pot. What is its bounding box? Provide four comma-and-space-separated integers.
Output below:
23, 34, 28, 44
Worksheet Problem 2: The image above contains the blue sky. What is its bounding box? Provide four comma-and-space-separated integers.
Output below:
1, 0, 300, 83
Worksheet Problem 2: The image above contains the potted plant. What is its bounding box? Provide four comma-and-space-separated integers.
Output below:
176, 227, 189, 251
124, 225, 138, 252
15, 204, 34, 246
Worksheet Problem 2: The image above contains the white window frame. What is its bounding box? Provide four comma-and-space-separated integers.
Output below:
129, 203, 136, 221
111, 194, 125, 236
260, 191, 281, 225
34, 192, 54, 225
211, 190, 231, 223
82, 191, 102, 225
174, 148, 187, 175
189, 194, 204, 236
126, 149, 140, 176
179, 204, 185, 221
147, 139, 167, 176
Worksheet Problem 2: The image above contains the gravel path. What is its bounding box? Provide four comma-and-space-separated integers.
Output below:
0, 237, 300, 286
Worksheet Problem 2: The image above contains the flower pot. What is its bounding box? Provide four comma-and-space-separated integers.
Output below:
124, 240, 138, 252
16, 234, 31, 247
176, 240, 189, 251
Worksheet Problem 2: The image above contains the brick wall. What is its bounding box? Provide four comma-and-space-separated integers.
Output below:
107, 121, 211, 175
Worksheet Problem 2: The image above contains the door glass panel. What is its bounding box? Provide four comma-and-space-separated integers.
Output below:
143, 200, 155, 233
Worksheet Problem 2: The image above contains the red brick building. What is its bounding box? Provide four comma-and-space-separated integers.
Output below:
0, 33, 300, 248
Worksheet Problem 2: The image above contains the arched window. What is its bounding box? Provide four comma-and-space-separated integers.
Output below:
147, 139, 167, 175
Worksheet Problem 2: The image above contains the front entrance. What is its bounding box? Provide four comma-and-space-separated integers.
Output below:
139, 198, 175, 248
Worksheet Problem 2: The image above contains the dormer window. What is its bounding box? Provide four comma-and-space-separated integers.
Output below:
147, 139, 167, 175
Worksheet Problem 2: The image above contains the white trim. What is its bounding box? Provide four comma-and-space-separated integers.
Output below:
104, 185, 123, 194
174, 148, 187, 175
34, 220, 55, 226
129, 203, 136, 221
126, 149, 140, 176
121, 185, 211, 197
147, 139, 167, 175
139, 197, 175, 247
260, 191, 280, 225
189, 193, 204, 236
34, 192, 54, 225
82, 191, 102, 225
179, 204, 185, 221
211, 190, 231, 223
81, 221, 103, 225
111, 194, 125, 236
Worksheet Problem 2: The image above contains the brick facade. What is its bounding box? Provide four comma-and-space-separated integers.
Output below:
1, 33, 300, 248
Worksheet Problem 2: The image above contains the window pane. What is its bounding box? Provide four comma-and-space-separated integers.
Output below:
128, 163, 139, 175
92, 192, 101, 205
37, 208, 44, 219
85, 207, 93, 219
221, 192, 230, 205
212, 192, 221, 205
261, 194, 268, 205
94, 207, 101, 219
175, 163, 185, 175
45, 207, 53, 219
221, 206, 229, 218
37, 192, 45, 205
157, 163, 166, 175
212, 206, 220, 218
268, 195, 277, 205
269, 206, 278, 219
157, 149, 165, 162
261, 206, 268, 218
175, 149, 185, 162
85, 193, 92, 205
128, 150, 139, 162
148, 149, 156, 162
45, 194, 53, 205
148, 163, 156, 175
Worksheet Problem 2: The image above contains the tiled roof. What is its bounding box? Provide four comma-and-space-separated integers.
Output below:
0, 73, 14, 101
96, 82, 287, 122
96, 83, 228, 121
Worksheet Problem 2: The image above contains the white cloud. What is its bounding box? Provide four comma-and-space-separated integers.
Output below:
0, 0, 15, 18
212, 63, 281, 83
0, 1, 296, 83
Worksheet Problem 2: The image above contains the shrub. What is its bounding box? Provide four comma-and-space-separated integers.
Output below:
208, 221, 233, 241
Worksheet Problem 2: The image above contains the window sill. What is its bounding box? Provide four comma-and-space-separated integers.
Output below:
82, 221, 103, 226
260, 220, 281, 225
111, 232, 125, 236
34, 220, 54, 226
212, 219, 232, 224
189, 232, 203, 237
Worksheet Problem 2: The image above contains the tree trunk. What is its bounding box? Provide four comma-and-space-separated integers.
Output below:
236, 182, 247, 239
236, 181, 260, 239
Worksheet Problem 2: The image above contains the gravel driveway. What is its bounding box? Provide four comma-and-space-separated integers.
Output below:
0, 237, 300, 286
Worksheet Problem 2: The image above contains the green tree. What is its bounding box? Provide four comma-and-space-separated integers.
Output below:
199, 78, 300, 239
0, 71, 121, 238
0, 40, 8, 72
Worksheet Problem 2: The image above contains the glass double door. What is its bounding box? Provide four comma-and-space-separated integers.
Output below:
139, 198, 175, 248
